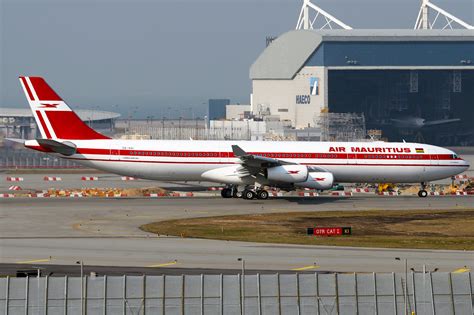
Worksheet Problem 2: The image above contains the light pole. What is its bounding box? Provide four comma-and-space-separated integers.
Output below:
76, 261, 84, 315
395, 257, 408, 315
237, 258, 245, 315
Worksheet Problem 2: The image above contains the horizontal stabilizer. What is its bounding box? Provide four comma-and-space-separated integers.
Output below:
36, 139, 77, 156
5, 138, 26, 144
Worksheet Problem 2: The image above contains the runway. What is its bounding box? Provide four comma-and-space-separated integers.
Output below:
1, 196, 473, 273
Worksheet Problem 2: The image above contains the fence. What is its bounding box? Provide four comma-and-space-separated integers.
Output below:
0, 148, 82, 169
0, 272, 472, 314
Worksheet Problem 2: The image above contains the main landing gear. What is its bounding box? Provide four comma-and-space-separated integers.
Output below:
418, 182, 428, 198
221, 186, 269, 200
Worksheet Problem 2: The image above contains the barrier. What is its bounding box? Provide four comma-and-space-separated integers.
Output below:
8, 185, 21, 191
330, 191, 353, 196
377, 192, 398, 196
0, 193, 15, 198
81, 176, 99, 181
6, 176, 23, 182
171, 192, 194, 197
351, 188, 372, 193
106, 193, 128, 198
207, 187, 224, 191
144, 193, 167, 197
0, 272, 471, 314
69, 193, 84, 198
43, 176, 62, 181
121, 176, 137, 181
28, 193, 50, 198
298, 191, 319, 197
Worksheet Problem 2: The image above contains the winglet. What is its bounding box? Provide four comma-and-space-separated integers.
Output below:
232, 145, 247, 157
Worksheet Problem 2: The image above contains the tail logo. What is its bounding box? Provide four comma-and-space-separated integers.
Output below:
39, 103, 59, 108
19, 76, 110, 140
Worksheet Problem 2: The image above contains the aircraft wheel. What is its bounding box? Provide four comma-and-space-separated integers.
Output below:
221, 188, 232, 198
257, 190, 269, 200
242, 189, 256, 200
418, 190, 428, 198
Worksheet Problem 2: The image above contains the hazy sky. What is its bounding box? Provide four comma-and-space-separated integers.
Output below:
1, 0, 473, 118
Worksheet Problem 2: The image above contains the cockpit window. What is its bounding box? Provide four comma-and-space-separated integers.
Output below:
452, 154, 458, 159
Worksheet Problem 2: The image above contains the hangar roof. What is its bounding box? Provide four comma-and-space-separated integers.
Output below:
250, 29, 474, 80
0, 108, 121, 121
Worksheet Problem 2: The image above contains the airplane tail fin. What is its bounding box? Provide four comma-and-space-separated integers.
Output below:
19, 76, 110, 140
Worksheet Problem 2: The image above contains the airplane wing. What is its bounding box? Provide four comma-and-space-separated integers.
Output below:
423, 118, 461, 127
231, 145, 326, 174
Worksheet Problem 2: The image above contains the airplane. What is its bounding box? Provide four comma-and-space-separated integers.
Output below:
15, 77, 469, 199
390, 117, 461, 129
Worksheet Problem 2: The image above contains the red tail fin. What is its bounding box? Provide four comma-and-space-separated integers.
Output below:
19, 76, 110, 140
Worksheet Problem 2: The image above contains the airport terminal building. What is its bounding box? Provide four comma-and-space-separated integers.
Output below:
250, 29, 474, 145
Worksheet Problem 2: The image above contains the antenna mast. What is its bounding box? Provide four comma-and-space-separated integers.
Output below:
296, 0, 352, 30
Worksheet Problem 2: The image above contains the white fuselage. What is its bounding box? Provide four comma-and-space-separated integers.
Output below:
28, 139, 469, 184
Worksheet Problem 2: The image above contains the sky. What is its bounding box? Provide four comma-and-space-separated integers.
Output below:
1, 0, 473, 119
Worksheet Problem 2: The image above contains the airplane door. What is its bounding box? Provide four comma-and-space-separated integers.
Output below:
110, 148, 120, 161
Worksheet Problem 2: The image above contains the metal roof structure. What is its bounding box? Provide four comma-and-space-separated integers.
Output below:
0, 108, 121, 121
250, 29, 474, 80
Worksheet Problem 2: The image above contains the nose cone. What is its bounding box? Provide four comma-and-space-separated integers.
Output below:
461, 158, 470, 171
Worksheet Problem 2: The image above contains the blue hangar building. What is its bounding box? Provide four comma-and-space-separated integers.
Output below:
250, 29, 474, 145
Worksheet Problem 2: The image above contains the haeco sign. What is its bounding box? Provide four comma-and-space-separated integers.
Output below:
296, 95, 311, 104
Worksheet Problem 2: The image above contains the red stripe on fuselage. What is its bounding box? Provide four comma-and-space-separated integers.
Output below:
62, 156, 467, 167
20, 77, 34, 101
72, 148, 460, 161
35, 111, 52, 139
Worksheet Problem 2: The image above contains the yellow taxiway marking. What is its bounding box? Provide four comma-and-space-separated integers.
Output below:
453, 267, 471, 273
291, 265, 320, 271
16, 258, 51, 264
147, 261, 178, 268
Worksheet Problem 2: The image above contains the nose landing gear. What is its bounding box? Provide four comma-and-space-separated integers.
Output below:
418, 182, 428, 198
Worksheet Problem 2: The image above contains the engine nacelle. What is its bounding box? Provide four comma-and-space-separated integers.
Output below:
267, 165, 308, 183
201, 165, 254, 185
295, 172, 334, 190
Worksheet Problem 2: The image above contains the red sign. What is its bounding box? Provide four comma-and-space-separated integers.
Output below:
314, 227, 342, 236
307, 227, 351, 236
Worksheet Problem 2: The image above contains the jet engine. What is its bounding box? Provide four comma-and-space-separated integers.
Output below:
295, 172, 334, 190
201, 165, 253, 185
266, 165, 308, 183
